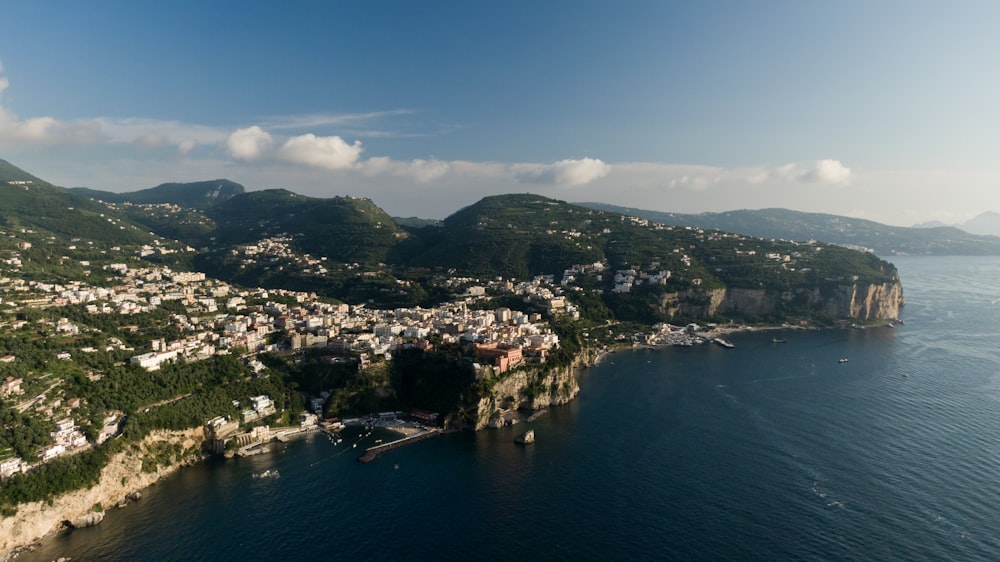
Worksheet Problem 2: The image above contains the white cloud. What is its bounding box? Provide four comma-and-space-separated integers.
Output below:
806, 159, 852, 184
263, 109, 414, 130
362, 156, 450, 182
0, 68, 105, 147
277, 133, 362, 170
226, 126, 273, 161
772, 159, 852, 184
514, 157, 610, 186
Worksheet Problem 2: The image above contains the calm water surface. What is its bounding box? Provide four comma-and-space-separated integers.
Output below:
22, 256, 1000, 561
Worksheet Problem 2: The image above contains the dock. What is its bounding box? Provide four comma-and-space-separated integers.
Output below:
357, 428, 440, 463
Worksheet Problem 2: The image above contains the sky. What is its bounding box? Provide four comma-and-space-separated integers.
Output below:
1, 0, 999, 225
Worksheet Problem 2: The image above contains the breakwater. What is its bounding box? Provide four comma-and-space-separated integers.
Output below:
356, 429, 441, 463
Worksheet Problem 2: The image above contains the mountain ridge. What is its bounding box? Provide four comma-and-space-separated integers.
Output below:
577, 202, 1000, 256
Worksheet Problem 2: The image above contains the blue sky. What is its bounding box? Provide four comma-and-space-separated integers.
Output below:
2, 1, 999, 224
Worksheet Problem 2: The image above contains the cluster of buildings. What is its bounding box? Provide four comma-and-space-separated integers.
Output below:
0, 216, 768, 476
0, 241, 589, 477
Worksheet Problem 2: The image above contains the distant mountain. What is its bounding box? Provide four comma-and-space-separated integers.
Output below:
912, 220, 950, 229
73, 179, 245, 210
959, 211, 1000, 237
578, 203, 1000, 256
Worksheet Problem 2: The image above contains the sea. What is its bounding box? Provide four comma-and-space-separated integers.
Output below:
19, 256, 1000, 561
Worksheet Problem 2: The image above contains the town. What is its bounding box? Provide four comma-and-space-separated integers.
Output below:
0, 188, 881, 486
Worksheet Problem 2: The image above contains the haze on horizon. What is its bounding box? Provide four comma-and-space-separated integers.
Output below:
2, 1, 999, 227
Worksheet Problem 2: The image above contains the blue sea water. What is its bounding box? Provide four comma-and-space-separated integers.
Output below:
20, 256, 1000, 561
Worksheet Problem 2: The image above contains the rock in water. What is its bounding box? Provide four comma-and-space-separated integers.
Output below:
68, 512, 105, 529
514, 429, 535, 445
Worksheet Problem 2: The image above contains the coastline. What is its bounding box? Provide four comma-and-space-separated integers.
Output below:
1, 322, 850, 559
1, 428, 205, 562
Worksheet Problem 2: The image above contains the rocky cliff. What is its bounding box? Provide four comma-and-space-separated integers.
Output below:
657, 279, 904, 322
1, 428, 205, 561
462, 347, 601, 431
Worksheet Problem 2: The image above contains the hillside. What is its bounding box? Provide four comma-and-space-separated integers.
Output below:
75, 181, 406, 265
0, 159, 903, 323
0, 159, 48, 184
0, 160, 155, 249
404, 194, 893, 281
578, 203, 1000, 256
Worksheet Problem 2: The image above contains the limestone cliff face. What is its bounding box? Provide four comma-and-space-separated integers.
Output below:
656, 279, 903, 322
1, 428, 204, 561
462, 348, 600, 431
833, 281, 905, 320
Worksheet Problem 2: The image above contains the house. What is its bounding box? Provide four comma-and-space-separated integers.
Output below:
0, 457, 24, 479
1, 376, 23, 396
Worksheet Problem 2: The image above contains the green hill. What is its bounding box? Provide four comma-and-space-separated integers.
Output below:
402, 194, 891, 281
0, 160, 153, 247
205, 190, 404, 264
0, 158, 48, 184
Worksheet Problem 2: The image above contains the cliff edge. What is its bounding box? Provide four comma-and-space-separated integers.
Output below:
1, 428, 204, 561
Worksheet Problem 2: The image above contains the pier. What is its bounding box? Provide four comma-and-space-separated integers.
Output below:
357, 428, 441, 463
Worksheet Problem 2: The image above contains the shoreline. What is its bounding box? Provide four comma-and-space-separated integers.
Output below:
1, 428, 205, 562
3, 425, 323, 561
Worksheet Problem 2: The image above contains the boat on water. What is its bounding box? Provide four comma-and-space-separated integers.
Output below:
838, 358, 849, 364
253, 469, 279, 479
772, 338, 787, 344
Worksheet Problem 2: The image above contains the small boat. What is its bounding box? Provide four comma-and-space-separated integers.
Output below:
838, 358, 849, 364
772, 338, 787, 344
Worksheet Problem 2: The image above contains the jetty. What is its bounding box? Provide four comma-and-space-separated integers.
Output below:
357, 428, 441, 463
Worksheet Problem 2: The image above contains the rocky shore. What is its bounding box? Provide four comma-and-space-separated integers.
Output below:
1, 428, 205, 561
